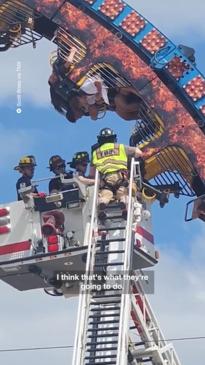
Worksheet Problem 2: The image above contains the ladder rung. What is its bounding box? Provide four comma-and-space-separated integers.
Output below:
103, 215, 125, 220
90, 306, 120, 312
94, 262, 123, 267
87, 326, 119, 333
89, 319, 120, 325
86, 340, 118, 346
96, 250, 125, 255
91, 288, 122, 293
89, 313, 120, 319
86, 346, 117, 352
91, 306, 120, 312
85, 354, 117, 360
135, 358, 152, 363
98, 226, 125, 231
104, 203, 124, 209
85, 361, 116, 365
88, 333, 119, 338
92, 293, 122, 299
97, 238, 125, 243
90, 300, 121, 305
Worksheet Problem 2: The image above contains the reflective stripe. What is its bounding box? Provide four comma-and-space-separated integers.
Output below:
94, 161, 128, 174
92, 143, 128, 174
96, 145, 120, 159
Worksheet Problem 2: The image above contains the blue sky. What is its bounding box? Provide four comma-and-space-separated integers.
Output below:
0, 0, 205, 364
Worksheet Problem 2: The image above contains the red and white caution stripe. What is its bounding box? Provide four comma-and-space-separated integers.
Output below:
135, 225, 154, 249
0, 240, 31, 262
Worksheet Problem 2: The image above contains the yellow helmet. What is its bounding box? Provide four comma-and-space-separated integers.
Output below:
14, 155, 37, 170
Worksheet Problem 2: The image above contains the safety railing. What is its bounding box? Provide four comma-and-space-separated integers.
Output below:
31, 174, 89, 202
72, 169, 99, 365
53, 27, 87, 65
116, 159, 140, 365
0, 0, 42, 50
131, 276, 182, 365
185, 193, 205, 222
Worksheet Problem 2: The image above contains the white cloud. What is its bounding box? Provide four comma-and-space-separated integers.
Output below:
0, 281, 77, 364
148, 226, 205, 364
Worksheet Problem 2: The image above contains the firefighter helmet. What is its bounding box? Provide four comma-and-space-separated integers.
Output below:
69, 151, 90, 169
97, 128, 117, 143
14, 155, 37, 170
48, 155, 65, 171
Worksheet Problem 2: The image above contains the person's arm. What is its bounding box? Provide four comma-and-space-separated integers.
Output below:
52, 47, 77, 79
140, 147, 160, 159
88, 104, 99, 120
94, 80, 103, 101
125, 145, 143, 158
75, 175, 95, 186
49, 178, 60, 195
89, 165, 96, 178
64, 47, 77, 68
17, 177, 39, 202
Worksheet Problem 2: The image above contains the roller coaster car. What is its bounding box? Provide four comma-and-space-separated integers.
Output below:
0, 178, 158, 297
142, 145, 203, 199
50, 59, 161, 125
49, 63, 114, 122
185, 194, 205, 222
141, 181, 181, 208
0, 29, 11, 51
130, 110, 164, 149
0, 23, 21, 51
0, 0, 43, 51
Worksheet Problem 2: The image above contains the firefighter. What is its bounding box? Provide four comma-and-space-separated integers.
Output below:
48, 155, 73, 194
69, 151, 90, 176
69, 151, 95, 186
14, 155, 38, 201
90, 128, 143, 219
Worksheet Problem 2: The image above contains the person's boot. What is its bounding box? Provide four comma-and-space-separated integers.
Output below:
119, 201, 126, 210
159, 192, 169, 208
119, 198, 128, 219
98, 202, 107, 221
121, 209, 128, 220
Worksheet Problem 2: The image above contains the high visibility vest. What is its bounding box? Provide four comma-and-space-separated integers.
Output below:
92, 143, 128, 174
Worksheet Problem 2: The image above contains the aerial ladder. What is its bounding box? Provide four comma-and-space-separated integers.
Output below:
72, 159, 182, 365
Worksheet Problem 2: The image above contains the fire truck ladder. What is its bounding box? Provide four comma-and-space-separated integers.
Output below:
72, 159, 182, 365
129, 278, 182, 365
72, 158, 138, 365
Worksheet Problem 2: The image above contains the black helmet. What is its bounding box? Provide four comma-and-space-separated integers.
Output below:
48, 155, 65, 171
97, 128, 117, 144
69, 151, 90, 169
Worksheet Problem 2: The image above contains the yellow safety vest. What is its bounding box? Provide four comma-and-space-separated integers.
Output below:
92, 143, 128, 174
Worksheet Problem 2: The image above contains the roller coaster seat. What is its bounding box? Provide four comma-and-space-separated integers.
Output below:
143, 146, 197, 197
